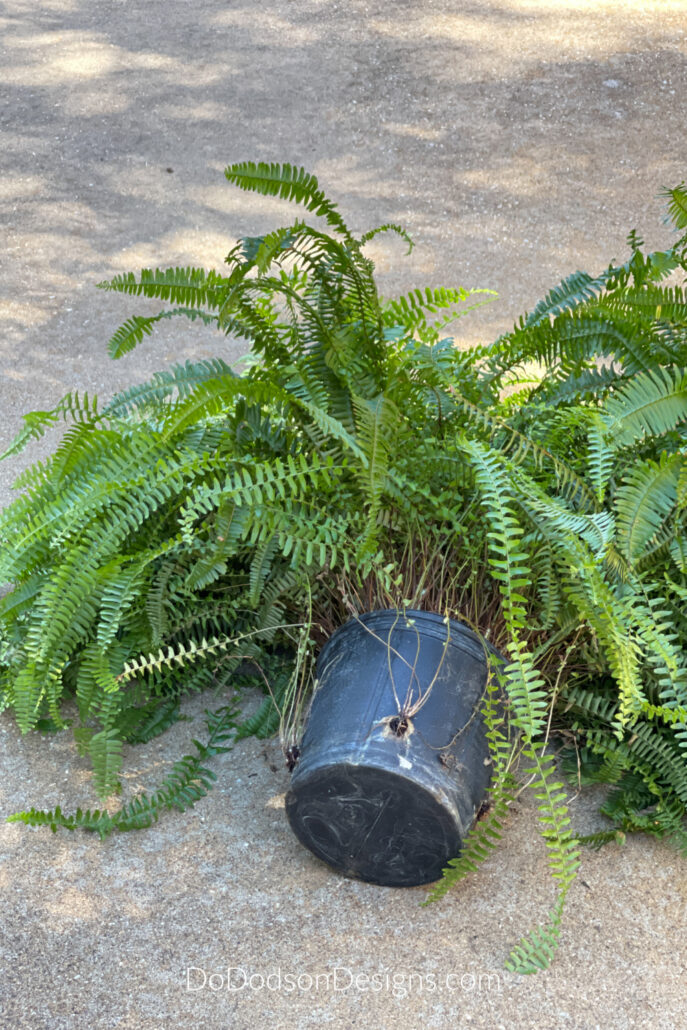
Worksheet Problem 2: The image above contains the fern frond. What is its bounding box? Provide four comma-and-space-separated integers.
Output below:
6, 805, 117, 837
106, 314, 164, 358
614, 453, 681, 563
523, 268, 609, 327
660, 182, 687, 231
360, 222, 414, 254
533, 363, 627, 407
106, 307, 221, 359
224, 161, 351, 238
505, 899, 566, 974
98, 266, 225, 304
0, 391, 100, 461
423, 786, 514, 903
460, 439, 548, 738
351, 392, 400, 553
422, 660, 518, 901
88, 728, 124, 798
575, 829, 626, 850
586, 411, 614, 505
115, 699, 186, 744
382, 286, 495, 332
7, 704, 239, 837
103, 358, 235, 418
602, 368, 687, 447
505, 745, 580, 974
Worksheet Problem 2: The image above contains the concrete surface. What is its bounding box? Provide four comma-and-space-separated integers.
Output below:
1, 1, 686, 1027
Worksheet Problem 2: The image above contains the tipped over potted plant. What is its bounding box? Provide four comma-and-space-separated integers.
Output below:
1, 162, 686, 973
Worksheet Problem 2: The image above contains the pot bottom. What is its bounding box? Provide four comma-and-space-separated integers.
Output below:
285, 762, 463, 887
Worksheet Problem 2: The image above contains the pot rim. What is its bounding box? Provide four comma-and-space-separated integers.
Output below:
318, 607, 504, 669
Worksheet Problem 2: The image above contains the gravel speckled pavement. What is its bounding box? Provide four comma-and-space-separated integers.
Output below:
1, 2, 686, 1027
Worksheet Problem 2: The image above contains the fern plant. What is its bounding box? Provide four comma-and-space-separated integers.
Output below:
1, 163, 686, 974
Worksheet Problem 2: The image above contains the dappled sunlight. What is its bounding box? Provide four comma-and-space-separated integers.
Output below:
385, 122, 444, 142
364, 238, 438, 280
370, 1, 684, 70
109, 229, 243, 272
0, 173, 46, 201
0, 0, 683, 317
24, 199, 98, 235
188, 183, 298, 222
5, 230, 102, 278
210, 8, 319, 46
4, 0, 79, 11
156, 99, 237, 123
460, 151, 591, 200
312, 154, 410, 202
0, 300, 52, 331
1, 33, 176, 86
521, 0, 686, 10
61, 87, 131, 117
43, 887, 102, 924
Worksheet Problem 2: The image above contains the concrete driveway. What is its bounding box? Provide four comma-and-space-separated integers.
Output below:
1, 2, 686, 1027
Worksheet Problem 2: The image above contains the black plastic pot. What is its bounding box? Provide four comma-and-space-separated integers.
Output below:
285, 609, 504, 887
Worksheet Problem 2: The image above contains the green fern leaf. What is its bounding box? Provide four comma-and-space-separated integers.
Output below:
119, 699, 186, 744
505, 903, 565, 974
575, 829, 626, 850
224, 161, 351, 238
602, 368, 687, 446
524, 268, 608, 327
98, 266, 225, 317
360, 222, 415, 254
586, 411, 614, 504
614, 453, 681, 563
660, 182, 687, 230
88, 728, 123, 798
